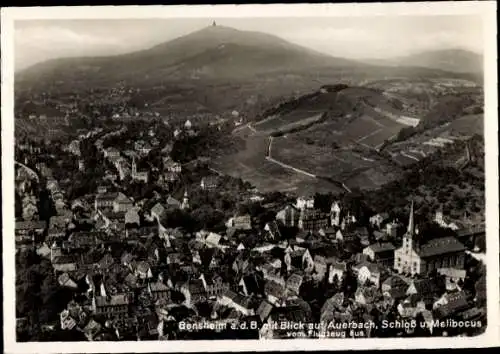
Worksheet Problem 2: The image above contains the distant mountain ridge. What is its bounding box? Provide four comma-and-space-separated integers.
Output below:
366, 49, 483, 74
17, 26, 479, 89
16, 25, 362, 86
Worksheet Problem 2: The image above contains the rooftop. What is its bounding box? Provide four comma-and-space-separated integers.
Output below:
419, 236, 465, 258
95, 294, 130, 307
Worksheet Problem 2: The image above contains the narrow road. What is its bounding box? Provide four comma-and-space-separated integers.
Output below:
400, 151, 420, 162
265, 136, 315, 178
265, 156, 317, 178
247, 124, 257, 133
357, 128, 383, 143
209, 167, 225, 176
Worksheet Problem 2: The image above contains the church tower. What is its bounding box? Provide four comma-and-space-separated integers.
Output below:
394, 201, 423, 275
403, 201, 418, 253
181, 190, 189, 210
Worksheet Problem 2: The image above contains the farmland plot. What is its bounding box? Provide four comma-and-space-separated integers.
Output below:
212, 134, 343, 193
254, 110, 324, 132
272, 136, 375, 178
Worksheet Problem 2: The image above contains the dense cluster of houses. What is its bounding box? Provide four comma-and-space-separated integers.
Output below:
14, 124, 486, 340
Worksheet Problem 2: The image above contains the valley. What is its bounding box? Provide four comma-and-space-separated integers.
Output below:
14, 25, 484, 197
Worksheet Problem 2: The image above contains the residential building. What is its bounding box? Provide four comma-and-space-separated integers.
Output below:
284, 247, 314, 272
238, 273, 265, 297
276, 205, 300, 228
92, 294, 130, 319
355, 286, 381, 306
200, 176, 219, 190
218, 289, 255, 316
386, 219, 403, 238
151, 203, 166, 222
15, 220, 46, 245
285, 273, 304, 295
226, 214, 252, 230
103, 148, 120, 159
434, 206, 460, 230
264, 221, 282, 241
295, 196, 315, 210
95, 192, 118, 211
148, 282, 170, 301
113, 192, 133, 213
369, 213, 389, 229
406, 277, 446, 307
125, 208, 140, 226
199, 273, 229, 298
352, 261, 383, 288
363, 242, 396, 266
181, 279, 207, 306
298, 209, 330, 232
327, 260, 347, 284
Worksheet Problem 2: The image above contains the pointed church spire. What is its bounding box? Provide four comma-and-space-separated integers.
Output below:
407, 200, 415, 235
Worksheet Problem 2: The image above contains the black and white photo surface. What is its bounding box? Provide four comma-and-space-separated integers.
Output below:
2, 2, 498, 352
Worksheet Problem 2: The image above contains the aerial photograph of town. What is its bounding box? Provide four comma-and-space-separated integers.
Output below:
8, 8, 490, 344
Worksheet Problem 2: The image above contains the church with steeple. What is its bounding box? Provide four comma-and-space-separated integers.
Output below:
394, 201, 466, 276
131, 156, 149, 183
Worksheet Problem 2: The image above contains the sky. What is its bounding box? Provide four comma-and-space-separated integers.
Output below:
14, 15, 484, 71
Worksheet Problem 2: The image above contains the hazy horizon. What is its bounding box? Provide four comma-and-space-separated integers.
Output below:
14, 15, 484, 72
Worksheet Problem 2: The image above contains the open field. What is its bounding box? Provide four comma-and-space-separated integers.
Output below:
271, 135, 402, 190
272, 136, 374, 177
213, 132, 344, 194
293, 103, 406, 150
212, 154, 344, 194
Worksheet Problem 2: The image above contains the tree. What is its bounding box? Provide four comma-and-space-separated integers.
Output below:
341, 268, 358, 298
191, 205, 225, 231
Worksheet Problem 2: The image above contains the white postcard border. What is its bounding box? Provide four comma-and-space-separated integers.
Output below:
2, 2, 498, 352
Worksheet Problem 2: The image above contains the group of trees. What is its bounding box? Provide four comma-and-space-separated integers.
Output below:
170, 124, 242, 163
16, 251, 75, 341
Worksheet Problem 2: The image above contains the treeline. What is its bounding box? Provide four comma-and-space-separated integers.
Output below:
171, 126, 244, 163
269, 113, 328, 137
258, 91, 321, 119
